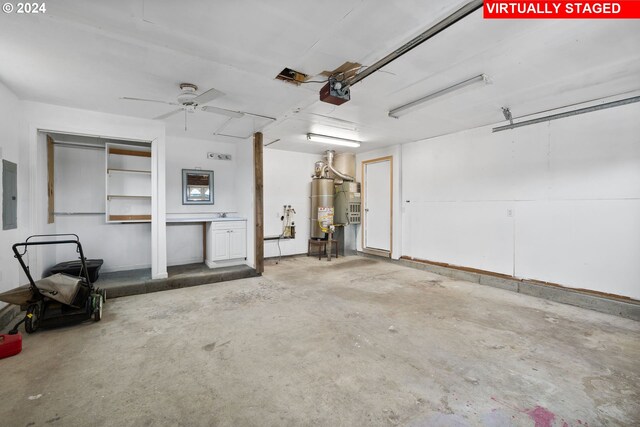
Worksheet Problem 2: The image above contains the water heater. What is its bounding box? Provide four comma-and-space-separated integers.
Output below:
310, 178, 334, 239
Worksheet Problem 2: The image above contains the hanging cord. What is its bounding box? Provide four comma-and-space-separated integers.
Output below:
276, 207, 296, 264
275, 206, 296, 265
276, 235, 282, 265
276, 213, 287, 265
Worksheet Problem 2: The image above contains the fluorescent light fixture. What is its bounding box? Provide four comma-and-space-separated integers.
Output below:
389, 74, 489, 118
307, 133, 361, 148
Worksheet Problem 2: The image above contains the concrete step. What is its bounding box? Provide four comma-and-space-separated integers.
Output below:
97, 264, 259, 299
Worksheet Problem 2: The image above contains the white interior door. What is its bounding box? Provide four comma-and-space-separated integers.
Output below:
364, 159, 391, 252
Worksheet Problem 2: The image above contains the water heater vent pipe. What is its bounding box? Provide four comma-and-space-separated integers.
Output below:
324, 150, 355, 182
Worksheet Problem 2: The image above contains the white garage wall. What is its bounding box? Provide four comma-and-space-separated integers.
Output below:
165, 136, 237, 214
54, 217, 152, 273
402, 126, 516, 274
401, 102, 640, 299
54, 145, 105, 214
166, 223, 204, 267
263, 148, 321, 258
0, 82, 28, 309
165, 136, 238, 266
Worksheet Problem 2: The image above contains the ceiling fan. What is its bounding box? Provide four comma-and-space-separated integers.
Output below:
121, 83, 246, 122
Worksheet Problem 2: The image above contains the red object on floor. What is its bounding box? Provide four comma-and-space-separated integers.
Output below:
0, 333, 22, 359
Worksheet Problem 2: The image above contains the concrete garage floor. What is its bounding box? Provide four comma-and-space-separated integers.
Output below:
1, 256, 639, 426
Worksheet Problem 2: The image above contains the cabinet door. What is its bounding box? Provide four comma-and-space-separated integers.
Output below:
229, 229, 247, 259
212, 229, 230, 261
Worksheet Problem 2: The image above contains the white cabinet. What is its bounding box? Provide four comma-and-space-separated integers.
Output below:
229, 228, 247, 259
206, 220, 247, 267
212, 229, 231, 261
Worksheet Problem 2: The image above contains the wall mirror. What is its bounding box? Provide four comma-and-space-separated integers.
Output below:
182, 169, 214, 205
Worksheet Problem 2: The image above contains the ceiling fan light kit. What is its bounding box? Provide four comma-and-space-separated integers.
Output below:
121, 82, 251, 128
176, 83, 199, 105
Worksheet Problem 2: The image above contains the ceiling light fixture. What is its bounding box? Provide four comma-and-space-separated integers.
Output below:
389, 74, 489, 118
307, 133, 361, 148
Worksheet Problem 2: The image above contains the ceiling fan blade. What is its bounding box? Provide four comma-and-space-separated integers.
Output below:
121, 97, 176, 105
154, 109, 183, 120
192, 88, 225, 105
201, 106, 245, 119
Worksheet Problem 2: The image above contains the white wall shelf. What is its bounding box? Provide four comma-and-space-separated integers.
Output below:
107, 195, 151, 200
107, 168, 151, 174
106, 143, 152, 223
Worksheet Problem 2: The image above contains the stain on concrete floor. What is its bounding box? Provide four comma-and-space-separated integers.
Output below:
1, 255, 638, 426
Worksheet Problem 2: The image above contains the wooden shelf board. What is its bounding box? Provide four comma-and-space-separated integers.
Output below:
108, 148, 151, 158
109, 214, 151, 222
107, 168, 151, 174
107, 195, 151, 200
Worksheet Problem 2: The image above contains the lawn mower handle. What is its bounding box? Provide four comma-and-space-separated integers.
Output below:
25, 233, 79, 243
12, 236, 92, 292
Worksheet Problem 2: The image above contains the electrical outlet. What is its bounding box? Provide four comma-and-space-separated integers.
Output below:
208, 152, 232, 161
507, 209, 513, 217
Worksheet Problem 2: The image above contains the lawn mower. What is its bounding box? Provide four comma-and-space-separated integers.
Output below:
0, 234, 105, 334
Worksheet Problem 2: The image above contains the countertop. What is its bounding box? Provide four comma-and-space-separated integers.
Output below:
165, 215, 247, 223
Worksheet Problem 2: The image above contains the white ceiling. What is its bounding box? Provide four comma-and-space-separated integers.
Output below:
1, 1, 639, 153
